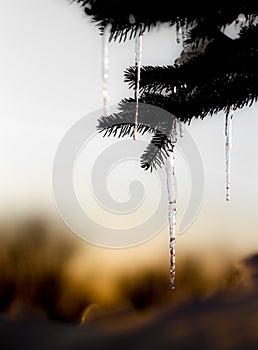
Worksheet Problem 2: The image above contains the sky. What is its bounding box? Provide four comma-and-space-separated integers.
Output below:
0, 0, 258, 268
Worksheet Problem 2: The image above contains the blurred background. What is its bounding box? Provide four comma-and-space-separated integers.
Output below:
0, 1, 258, 348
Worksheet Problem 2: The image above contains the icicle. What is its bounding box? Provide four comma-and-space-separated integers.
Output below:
225, 106, 234, 201
133, 34, 143, 140
176, 20, 181, 44
179, 122, 185, 137
165, 141, 177, 290
235, 13, 246, 29
102, 24, 111, 116
181, 19, 186, 47
171, 119, 177, 143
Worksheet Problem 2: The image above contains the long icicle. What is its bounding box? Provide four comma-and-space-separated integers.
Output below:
165, 122, 177, 289
225, 106, 234, 201
165, 147, 177, 289
133, 34, 143, 140
171, 118, 178, 143
102, 24, 111, 116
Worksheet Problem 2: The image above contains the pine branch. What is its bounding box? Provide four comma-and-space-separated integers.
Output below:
125, 26, 258, 90
139, 71, 258, 121
71, 1, 258, 42
71, 2, 258, 172
97, 114, 155, 138
140, 131, 172, 171
97, 99, 177, 171
183, 14, 257, 47
97, 105, 155, 138
124, 24, 258, 119
97, 99, 176, 137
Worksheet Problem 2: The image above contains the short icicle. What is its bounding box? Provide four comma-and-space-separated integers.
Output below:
235, 13, 246, 29
102, 24, 111, 116
179, 122, 185, 137
176, 19, 181, 44
165, 121, 177, 289
181, 19, 186, 47
225, 106, 234, 201
133, 34, 143, 140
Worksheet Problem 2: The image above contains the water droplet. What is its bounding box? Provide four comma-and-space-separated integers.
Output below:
129, 14, 136, 24
235, 13, 246, 28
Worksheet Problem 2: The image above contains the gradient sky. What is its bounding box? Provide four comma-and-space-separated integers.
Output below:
0, 0, 258, 267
